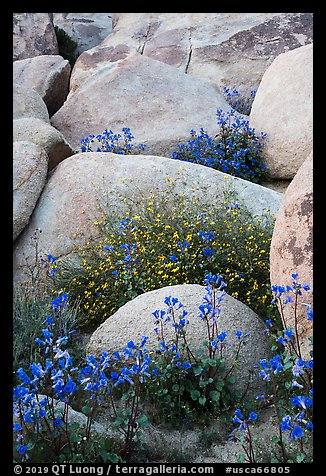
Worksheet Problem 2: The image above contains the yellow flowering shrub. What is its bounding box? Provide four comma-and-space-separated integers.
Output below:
54, 185, 277, 331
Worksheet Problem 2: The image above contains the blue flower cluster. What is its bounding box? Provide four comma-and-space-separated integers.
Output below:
280, 391, 313, 440
228, 408, 258, 462
40, 254, 58, 278
80, 127, 146, 155
79, 337, 152, 398
13, 292, 154, 461
222, 86, 257, 115
199, 273, 227, 320
13, 294, 76, 459
271, 273, 311, 305
171, 108, 268, 183
199, 230, 215, 259
152, 295, 191, 371
228, 275, 313, 461
14, 272, 313, 463
106, 218, 140, 278
231, 408, 257, 432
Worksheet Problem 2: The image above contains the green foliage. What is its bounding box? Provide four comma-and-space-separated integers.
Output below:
54, 25, 78, 65
13, 285, 80, 381
143, 351, 240, 428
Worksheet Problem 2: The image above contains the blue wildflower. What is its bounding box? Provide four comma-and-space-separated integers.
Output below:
280, 415, 292, 432
291, 396, 313, 410
104, 245, 114, 252
51, 293, 69, 311
18, 445, 27, 455
127, 341, 137, 349
284, 329, 295, 340
218, 332, 227, 342
291, 426, 304, 440
202, 248, 215, 257
16, 368, 31, 385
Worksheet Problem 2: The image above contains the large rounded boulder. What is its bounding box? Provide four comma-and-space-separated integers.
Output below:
270, 151, 313, 358
249, 44, 313, 179
13, 152, 282, 283
51, 52, 232, 155
87, 283, 272, 399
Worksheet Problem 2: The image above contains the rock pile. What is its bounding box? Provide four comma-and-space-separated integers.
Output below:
12, 12, 313, 463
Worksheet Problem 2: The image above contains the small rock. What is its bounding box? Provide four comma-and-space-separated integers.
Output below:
13, 84, 50, 123
13, 117, 75, 171
13, 55, 71, 116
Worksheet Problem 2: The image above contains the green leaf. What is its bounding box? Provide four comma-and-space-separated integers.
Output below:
227, 375, 236, 384
112, 418, 124, 427
215, 380, 225, 391
172, 383, 180, 393
70, 433, 83, 443
193, 366, 203, 376
117, 296, 127, 307
190, 389, 201, 401
137, 414, 149, 428
297, 453, 305, 463
82, 405, 92, 415
207, 359, 218, 367
124, 407, 132, 416
108, 453, 120, 463
100, 449, 109, 462
198, 396, 207, 406
283, 361, 293, 371
209, 390, 220, 402
68, 422, 81, 431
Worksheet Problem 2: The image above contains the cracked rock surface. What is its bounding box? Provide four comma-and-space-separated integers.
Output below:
69, 13, 312, 99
